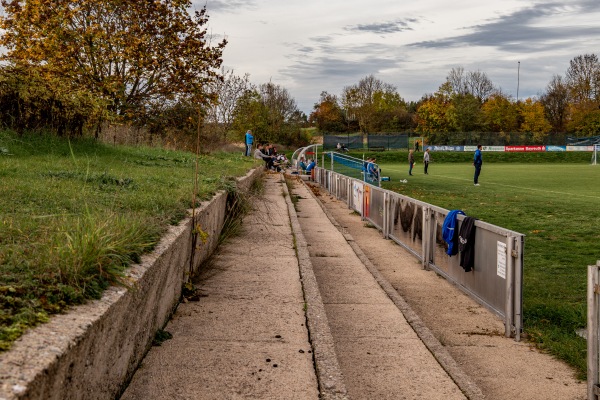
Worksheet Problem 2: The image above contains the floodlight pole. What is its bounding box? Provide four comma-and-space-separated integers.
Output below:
516, 61, 520, 102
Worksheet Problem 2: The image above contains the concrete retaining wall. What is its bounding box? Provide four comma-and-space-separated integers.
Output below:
0, 168, 262, 400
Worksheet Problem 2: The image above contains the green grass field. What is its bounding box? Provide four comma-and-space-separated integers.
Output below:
0, 131, 255, 351
376, 159, 599, 378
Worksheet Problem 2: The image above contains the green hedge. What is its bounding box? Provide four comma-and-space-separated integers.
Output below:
341, 150, 592, 164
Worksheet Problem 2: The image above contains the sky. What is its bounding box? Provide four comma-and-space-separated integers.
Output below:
198, 0, 600, 116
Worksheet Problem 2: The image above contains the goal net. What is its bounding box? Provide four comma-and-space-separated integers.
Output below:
593, 144, 600, 165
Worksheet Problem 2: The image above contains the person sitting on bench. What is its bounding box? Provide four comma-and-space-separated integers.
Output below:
254, 144, 275, 170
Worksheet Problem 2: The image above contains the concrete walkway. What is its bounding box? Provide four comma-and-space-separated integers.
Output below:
121, 173, 472, 399
291, 180, 467, 400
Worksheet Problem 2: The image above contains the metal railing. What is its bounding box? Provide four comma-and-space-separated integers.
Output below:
588, 261, 600, 399
314, 167, 524, 340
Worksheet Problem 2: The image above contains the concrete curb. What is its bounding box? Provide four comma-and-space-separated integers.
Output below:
303, 181, 486, 400
281, 174, 349, 400
0, 168, 263, 400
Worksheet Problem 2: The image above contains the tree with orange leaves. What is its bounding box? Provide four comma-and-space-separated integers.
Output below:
0, 0, 226, 122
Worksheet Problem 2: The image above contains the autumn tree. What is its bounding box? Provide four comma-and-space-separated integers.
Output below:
232, 90, 268, 139
481, 93, 518, 133
566, 54, 600, 105
371, 90, 413, 132
0, 64, 105, 136
564, 54, 600, 135
341, 75, 410, 133
0, 0, 226, 127
342, 75, 397, 133
204, 68, 254, 142
232, 82, 306, 146
309, 91, 347, 132
260, 82, 300, 135
446, 93, 482, 132
446, 67, 495, 100
540, 75, 569, 133
519, 98, 551, 143
415, 83, 453, 143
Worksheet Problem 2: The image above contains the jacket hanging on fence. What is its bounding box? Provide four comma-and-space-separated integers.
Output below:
413, 206, 423, 241
458, 216, 477, 272
442, 210, 465, 256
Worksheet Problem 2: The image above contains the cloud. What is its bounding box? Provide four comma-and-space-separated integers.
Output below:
344, 18, 418, 34
410, 2, 600, 53
281, 55, 401, 82
202, 0, 257, 13
309, 36, 334, 44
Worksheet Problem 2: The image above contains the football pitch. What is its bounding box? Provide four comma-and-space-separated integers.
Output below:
378, 161, 599, 376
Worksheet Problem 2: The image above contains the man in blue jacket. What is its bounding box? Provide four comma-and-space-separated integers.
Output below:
473, 144, 482, 186
244, 130, 254, 157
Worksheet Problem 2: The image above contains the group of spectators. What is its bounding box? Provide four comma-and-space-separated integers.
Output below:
245, 130, 290, 172
336, 142, 349, 152
298, 156, 316, 173
253, 143, 288, 172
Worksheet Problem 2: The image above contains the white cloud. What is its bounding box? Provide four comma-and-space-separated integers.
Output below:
203, 0, 600, 114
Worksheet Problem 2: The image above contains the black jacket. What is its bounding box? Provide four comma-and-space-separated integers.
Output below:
458, 216, 477, 272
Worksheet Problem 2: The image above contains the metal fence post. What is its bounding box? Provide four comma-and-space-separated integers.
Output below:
422, 206, 435, 270
513, 235, 523, 341
588, 261, 600, 400
505, 237, 514, 338
383, 192, 389, 239
421, 206, 429, 269
347, 178, 352, 209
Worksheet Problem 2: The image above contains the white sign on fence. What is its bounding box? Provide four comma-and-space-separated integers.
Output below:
352, 181, 364, 215
497, 241, 507, 279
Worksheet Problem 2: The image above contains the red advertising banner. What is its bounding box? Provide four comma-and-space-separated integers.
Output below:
505, 146, 546, 152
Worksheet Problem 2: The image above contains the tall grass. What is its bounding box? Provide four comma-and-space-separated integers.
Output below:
0, 130, 255, 350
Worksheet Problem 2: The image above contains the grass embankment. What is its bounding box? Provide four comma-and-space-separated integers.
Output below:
375, 151, 598, 379
0, 131, 254, 351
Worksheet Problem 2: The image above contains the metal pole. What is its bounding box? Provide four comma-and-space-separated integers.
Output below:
422, 206, 429, 269
505, 237, 514, 338
513, 236, 523, 341
383, 192, 389, 239
588, 261, 600, 400
516, 61, 520, 102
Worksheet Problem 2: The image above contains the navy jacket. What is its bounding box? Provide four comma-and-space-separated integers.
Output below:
458, 216, 477, 272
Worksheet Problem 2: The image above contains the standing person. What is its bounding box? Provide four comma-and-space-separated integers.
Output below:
415, 140, 420, 152
423, 148, 430, 174
408, 149, 415, 176
473, 144, 483, 186
244, 130, 254, 157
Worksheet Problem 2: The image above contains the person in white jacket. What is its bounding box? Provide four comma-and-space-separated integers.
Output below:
254, 144, 274, 169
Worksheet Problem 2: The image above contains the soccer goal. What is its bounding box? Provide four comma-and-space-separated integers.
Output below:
592, 144, 600, 165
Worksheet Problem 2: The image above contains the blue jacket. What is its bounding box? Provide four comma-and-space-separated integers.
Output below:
474, 149, 482, 166
442, 210, 465, 256
245, 132, 254, 145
